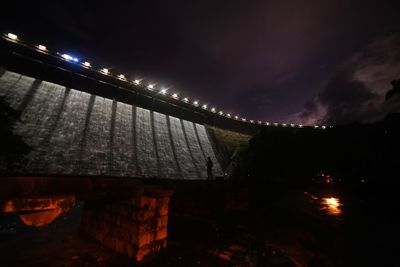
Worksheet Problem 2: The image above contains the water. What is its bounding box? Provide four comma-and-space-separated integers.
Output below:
169, 116, 198, 179
182, 120, 207, 178
136, 107, 158, 177
195, 123, 222, 176
153, 112, 179, 178
0, 69, 223, 180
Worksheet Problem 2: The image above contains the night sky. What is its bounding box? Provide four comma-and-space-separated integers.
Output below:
1, 0, 400, 125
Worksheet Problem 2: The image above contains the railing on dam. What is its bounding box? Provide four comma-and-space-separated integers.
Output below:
0, 69, 222, 179
0, 35, 329, 136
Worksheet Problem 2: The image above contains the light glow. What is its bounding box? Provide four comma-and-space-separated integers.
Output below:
266, 122, 270, 125
7, 33, 18, 40
202, 104, 207, 109
160, 89, 167, 94
148, 84, 154, 90
62, 54, 78, 62
183, 97, 189, 102
83, 61, 91, 67
37, 45, 47, 51
101, 68, 109, 75
193, 101, 199, 106
218, 111, 223, 115
118, 74, 126, 80
320, 197, 342, 216
234, 116, 239, 120
227, 113, 231, 118
172, 93, 178, 99
62, 54, 73, 60
211, 107, 216, 112
134, 79, 141, 85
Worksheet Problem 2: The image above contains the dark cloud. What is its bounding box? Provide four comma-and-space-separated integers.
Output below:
1, 1, 400, 124
294, 34, 400, 125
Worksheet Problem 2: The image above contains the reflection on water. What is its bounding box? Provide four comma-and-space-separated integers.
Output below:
304, 192, 343, 217
320, 197, 342, 216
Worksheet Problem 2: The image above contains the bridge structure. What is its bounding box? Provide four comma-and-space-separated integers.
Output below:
0, 33, 327, 263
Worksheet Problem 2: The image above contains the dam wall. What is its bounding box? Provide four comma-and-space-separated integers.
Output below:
0, 69, 222, 179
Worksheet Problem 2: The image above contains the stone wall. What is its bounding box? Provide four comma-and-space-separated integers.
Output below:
0, 69, 222, 178
80, 191, 171, 262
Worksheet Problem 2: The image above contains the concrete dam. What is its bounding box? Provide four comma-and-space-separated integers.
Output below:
0, 69, 222, 179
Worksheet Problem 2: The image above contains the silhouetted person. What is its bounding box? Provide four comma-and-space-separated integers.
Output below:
207, 156, 213, 181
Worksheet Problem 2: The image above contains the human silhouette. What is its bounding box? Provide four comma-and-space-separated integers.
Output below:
207, 156, 213, 181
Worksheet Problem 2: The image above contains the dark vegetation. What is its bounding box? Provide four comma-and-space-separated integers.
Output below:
239, 113, 400, 187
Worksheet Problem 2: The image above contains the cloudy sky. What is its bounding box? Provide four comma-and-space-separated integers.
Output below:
1, 0, 400, 125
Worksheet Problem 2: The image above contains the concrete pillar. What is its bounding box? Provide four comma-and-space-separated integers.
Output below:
80, 189, 172, 262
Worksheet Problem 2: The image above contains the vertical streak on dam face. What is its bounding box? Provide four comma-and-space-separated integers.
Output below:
0, 71, 31, 110
153, 112, 179, 178
111, 102, 137, 177
44, 90, 91, 174
168, 116, 198, 179
136, 107, 158, 177
79, 96, 113, 175
17, 81, 68, 172
182, 120, 207, 178
0, 70, 224, 179
195, 124, 222, 176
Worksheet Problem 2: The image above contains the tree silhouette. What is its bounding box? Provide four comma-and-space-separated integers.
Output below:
385, 79, 400, 101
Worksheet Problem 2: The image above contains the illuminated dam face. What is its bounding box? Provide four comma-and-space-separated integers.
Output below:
0, 69, 222, 179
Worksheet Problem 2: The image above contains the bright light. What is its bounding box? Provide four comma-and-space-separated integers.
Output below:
282, 123, 287, 127
290, 123, 295, 127
314, 125, 319, 128
266, 122, 270, 125
172, 93, 178, 99
183, 97, 189, 102
273, 123, 278, 126
160, 89, 167, 94
83, 61, 91, 67
101, 68, 109, 75
227, 113, 231, 118
218, 111, 223, 115
62, 54, 73, 60
147, 84, 154, 90
118, 74, 126, 80
258, 121, 262, 124
134, 79, 140, 85
250, 120, 254, 123
241, 118, 247, 122
37, 45, 47, 51
211, 107, 216, 112
321, 125, 326, 129
7, 33, 18, 40
234, 116, 239, 120
193, 101, 199, 106
202, 104, 207, 109
62, 54, 78, 62
321, 197, 342, 216
299, 124, 303, 128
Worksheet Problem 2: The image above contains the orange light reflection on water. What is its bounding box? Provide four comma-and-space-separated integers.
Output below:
320, 197, 342, 216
